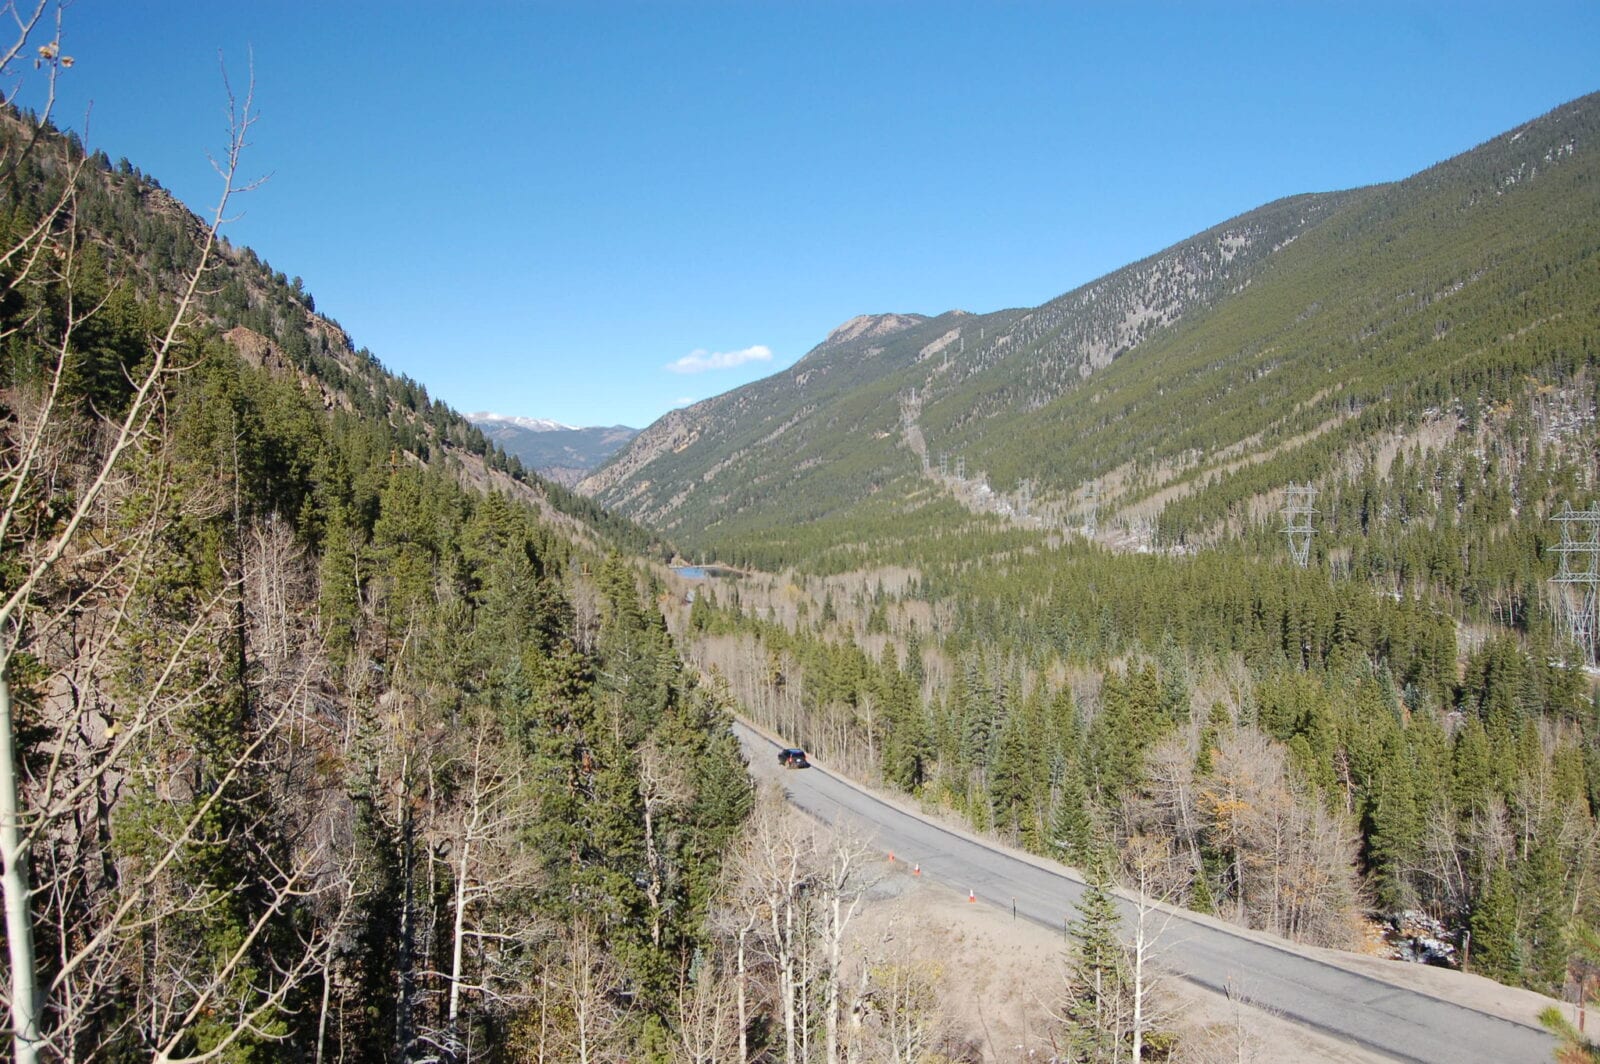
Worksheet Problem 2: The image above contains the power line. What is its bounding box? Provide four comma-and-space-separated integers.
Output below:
1550, 502, 1600, 666
1282, 484, 1317, 568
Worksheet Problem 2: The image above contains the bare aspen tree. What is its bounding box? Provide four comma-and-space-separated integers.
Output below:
795, 897, 818, 1064
1196, 729, 1360, 946
549, 921, 627, 1064
639, 738, 693, 950
670, 956, 741, 1064
422, 716, 541, 1060
1221, 982, 1266, 1064
1418, 797, 1472, 917
5, 189, 208, 1051
1139, 733, 1205, 891
875, 959, 943, 1064
854, 925, 943, 1064
856, 690, 877, 777
733, 789, 818, 1064
819, 827, 876, 1064
1121, 836, 1181, 1064
0, 28, 359, 1063
708, 879, 763, 1064
0, 10, 95, 1057
243, 516, 314, 692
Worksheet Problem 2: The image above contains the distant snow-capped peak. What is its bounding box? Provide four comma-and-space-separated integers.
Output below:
469, 412, 576, 433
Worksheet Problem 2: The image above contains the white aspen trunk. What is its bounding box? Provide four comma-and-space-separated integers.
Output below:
0, 676, 42, 1064
537, 977, 551, 1063
1272, 838, 1283, 934
1177, 776, 1203, 875
863, 699, 875, 776
773, 891, 797, 1064
316, 961, 331, 1064
847, 960, 867, 1064
782, 942, 796, 1064
448, 835, 471, 1033
825, 893, 841, 1064
1234, 840, 1246, 922
1132, 926, 1144, 1064
736, 926, 749, 1064
643, 799, 662, 948
799, 922, 812, 1064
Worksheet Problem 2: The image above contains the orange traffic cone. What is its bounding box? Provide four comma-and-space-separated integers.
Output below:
968, 889, 976, 903
888, 851, 895, 863
913, 863, 921, 876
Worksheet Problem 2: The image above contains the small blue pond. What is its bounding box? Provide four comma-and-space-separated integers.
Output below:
672, 565, 738, 580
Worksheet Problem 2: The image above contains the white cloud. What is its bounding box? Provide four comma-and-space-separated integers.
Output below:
664, 344, 773, 374
671, 397, 697, 408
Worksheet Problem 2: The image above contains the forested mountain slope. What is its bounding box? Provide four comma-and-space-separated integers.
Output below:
637, 91, 1600, 1013
1, 107, 666, 561
581, 308, 1009, 528
582, 182, 1344, 546
0, 100, 740, 1062
590, 93, 1600, 571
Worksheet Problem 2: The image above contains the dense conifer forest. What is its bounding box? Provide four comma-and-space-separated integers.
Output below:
0, 86, 758, 1062
678, 441, 1600, 997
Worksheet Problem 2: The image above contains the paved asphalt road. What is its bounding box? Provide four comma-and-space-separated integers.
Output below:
735, 722, 1559, 1064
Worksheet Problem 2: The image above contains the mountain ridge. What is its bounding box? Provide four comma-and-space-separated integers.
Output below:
583, 91, 1600, 568
469, 412, 580, 432
0, 104, 669, 559
469, 413, 638, 487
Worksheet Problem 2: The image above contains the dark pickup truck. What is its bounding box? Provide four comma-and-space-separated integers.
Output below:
777, 748, 810, 769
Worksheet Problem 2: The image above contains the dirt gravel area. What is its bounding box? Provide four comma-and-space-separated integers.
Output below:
849, 860, 1403, 1063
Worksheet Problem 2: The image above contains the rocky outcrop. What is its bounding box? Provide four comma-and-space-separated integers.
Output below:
579, 407, 703, 497
824, 312, 928, 346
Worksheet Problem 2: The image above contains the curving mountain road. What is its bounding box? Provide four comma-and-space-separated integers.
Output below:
735, 722, 1558, 1064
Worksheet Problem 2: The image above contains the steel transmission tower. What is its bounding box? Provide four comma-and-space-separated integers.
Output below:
1550, 503, 1600, 666
1282, 484, 1318, 568
1082, 481, 1099, 538
1017, 478, 1033, 518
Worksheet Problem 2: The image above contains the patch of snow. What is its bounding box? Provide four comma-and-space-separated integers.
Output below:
469, 412, 576, 432
1383, 911, 1457, 967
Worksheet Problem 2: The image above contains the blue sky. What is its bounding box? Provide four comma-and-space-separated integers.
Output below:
22, 2, 1600, 428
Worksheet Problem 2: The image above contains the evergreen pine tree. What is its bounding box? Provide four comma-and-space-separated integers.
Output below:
1450, 717, 1493, 816
1470, 866, 1524, 984
1519, 833, 1570, 993
1062, 864, 1129, 1063
1051, 759, 1097, 870
991, 711, 1034, 839
1366, 726, 1423, 910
